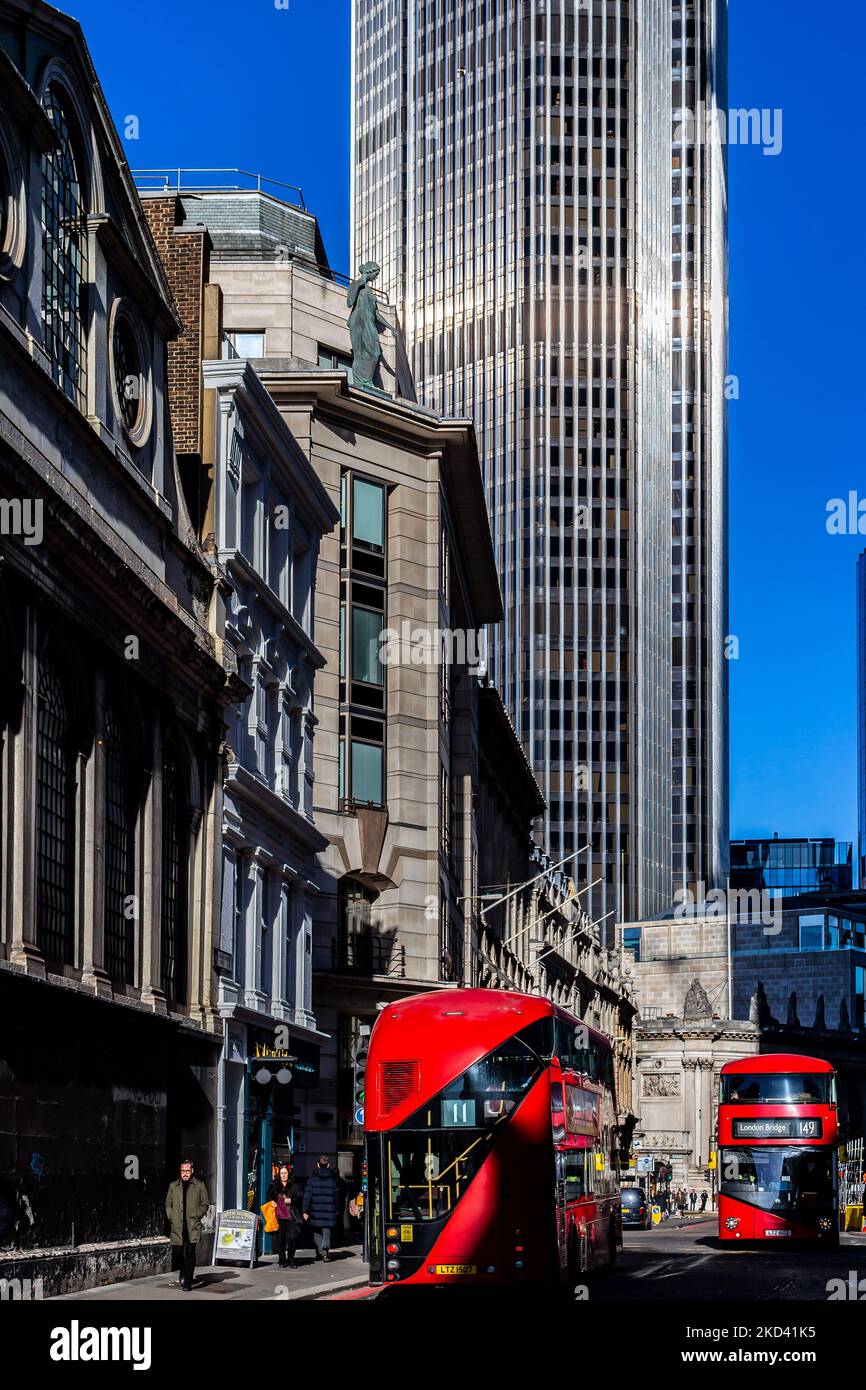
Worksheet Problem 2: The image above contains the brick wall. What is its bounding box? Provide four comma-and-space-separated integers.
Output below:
142, 196, 210, 455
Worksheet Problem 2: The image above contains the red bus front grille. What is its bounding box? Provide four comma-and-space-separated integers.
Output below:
381, 1060, 420, 1115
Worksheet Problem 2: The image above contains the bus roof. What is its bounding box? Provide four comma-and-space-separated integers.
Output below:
373, 988, 610, 1049
366, 988, 613, 1130
720, 1053, 834, 1076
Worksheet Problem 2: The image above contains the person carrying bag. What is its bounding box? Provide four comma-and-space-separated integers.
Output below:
266, 1163, 305, 1269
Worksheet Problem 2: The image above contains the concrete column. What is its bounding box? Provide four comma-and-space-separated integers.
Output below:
696, 1060, 714, 1166
295, 889, 315, 1029
683, 1057, 698, 1164
81, 670, 111, 996
272, 873, 298, 1022
244, 855, 267, 1012
9, 606, 41, 972
141, 711, 166, 1012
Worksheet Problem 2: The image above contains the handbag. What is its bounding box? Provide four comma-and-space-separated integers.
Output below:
260, 1200, 279, 1234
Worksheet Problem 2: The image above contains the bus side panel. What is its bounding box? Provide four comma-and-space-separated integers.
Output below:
399, 1075, 557, 1286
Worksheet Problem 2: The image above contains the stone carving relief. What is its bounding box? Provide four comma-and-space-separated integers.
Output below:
642, 1073, 681, 1098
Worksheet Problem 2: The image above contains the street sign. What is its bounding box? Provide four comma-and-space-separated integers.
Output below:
354, 1106, 364, 1126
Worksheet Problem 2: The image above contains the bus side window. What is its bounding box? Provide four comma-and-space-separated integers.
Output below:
565, 1150, 586, 1198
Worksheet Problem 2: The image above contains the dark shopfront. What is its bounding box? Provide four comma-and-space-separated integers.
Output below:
0, 969, 217, 1285
244, 1029, 320, 1252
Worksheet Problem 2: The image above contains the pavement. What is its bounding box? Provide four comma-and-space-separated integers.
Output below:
49, 1242, 369, 1302
47, 1215, 866, 1303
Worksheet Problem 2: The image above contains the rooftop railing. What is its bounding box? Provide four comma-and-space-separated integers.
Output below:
132, 168, 307, 209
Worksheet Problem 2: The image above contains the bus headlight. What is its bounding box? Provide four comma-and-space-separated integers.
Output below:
818, 1217, 833, 1233
387, 1259, 400, 1270
725, 1217, 739, 1231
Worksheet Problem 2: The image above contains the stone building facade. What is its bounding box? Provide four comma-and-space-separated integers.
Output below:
201, 359, 339, 1218
633, 992, 759, 1200
0, 2, 234, 1292
137, 181, 639, 1192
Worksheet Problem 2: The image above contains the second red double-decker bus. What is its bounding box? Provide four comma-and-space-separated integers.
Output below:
717, 1053, 839, 1244
363, 987, 621, 1289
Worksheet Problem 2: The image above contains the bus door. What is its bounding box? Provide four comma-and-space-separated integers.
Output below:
551, 1070, 568, 1272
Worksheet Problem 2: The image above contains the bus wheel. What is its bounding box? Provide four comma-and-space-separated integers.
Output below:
567, 1229, 581, 1290
607, 1220, 618, 1267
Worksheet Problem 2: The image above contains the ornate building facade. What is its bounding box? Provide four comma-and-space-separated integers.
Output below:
0, 1, 234, 1292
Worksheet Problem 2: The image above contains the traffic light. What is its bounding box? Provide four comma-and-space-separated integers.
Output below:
353, 1024, 371, 1121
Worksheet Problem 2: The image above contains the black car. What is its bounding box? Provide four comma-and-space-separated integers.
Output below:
620, 1186, 651, 1229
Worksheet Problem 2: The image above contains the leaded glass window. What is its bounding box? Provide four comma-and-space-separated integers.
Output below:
161, 749, 189, 1003
41, 84, 88, 409
112, 314, 143, 434
36, 658, 75, 964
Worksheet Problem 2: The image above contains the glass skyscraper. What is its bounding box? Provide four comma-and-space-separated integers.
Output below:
670, 0, 729, 899
352, 0, 728, 924
858, 551, 866, 885
730, 838, 853, 897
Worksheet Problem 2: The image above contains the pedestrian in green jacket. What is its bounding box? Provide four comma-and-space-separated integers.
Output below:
165, 1159, 210, 1292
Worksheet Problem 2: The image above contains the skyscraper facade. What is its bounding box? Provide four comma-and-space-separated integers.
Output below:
352, 0, 728, 922
858, 551, 866, 885
670, 0, 729, 898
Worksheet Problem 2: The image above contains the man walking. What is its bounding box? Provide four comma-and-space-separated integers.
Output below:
700, 1190, 709, 1213
303, 1154, 340, 1262
689, 1188, 698, 1212
165, 1158, 209, 1291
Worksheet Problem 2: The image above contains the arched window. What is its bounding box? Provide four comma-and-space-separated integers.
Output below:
104, 702, 136, 984
41, 83, 88, 408
161, 746, 189, 1004
36, 657, 76, 964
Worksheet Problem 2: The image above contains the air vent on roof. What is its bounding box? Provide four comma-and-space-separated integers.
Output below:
381, 1061, 421, 1115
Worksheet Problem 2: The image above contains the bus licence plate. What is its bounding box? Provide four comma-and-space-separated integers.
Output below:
766, 1229, 792, 1237
435, 1264, 477, 1275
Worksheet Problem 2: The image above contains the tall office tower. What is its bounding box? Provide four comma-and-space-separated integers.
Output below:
670, 0, 729, 900
858, 552, 866, 886
353, 1, 724, 923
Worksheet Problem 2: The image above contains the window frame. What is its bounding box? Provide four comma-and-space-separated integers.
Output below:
40, 79, 89, 410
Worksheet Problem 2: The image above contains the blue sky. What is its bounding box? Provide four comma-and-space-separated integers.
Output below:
72, 0, 866, 853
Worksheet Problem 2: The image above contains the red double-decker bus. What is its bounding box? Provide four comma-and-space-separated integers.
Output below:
363, 987, 621, 1289
717, 1053, 839, 1244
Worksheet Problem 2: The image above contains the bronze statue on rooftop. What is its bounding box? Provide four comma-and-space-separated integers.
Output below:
347, 260, 393, 392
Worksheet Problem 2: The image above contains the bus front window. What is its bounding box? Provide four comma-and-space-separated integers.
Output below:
720, 1147, 835, 1220
383, 1030, 544, 1224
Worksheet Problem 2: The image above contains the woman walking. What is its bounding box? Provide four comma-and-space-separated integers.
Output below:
303, 1154, 341, 1262
267, 1163, 304, 1269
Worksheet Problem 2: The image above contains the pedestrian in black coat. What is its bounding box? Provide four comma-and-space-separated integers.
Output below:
267, 1164, 304, 1269
303, 1155, 340, 1261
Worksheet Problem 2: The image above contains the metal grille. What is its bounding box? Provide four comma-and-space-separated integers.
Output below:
36, 660, 75, 964
160, 751, 188, 1003
104, 704, 134, 984
41, 84, 88, 409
